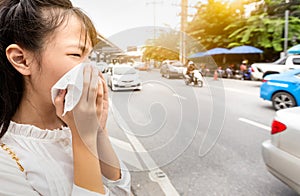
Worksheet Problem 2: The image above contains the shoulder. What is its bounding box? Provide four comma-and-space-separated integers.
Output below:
0, 146, 23, 174
0, 146, 39, 195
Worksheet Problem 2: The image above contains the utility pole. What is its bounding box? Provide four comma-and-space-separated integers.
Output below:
180, 0, 188, 64
146, 0, 163, 40
284, 0, 290, 55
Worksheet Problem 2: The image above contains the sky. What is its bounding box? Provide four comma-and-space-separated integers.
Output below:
70, 1, 256, 50
71, 0, 199, 38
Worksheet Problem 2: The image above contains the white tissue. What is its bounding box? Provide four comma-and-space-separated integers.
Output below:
51, 63, 85, 116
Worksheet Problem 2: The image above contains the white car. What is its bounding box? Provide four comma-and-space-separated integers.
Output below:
107, 65, 142, 91
95, 62, 108, 73
262, 107, 300, 194
251, 55, 300, 80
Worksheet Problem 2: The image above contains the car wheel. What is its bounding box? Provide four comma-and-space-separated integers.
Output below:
198, 81, 203, 87
166, 72, 170, 79
272, 92, 296, 110
111, 85, 116, 91
160, 71, 164, 77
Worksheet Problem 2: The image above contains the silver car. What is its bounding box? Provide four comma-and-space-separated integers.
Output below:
262, 106, 300, 194
160, 60, 185, 79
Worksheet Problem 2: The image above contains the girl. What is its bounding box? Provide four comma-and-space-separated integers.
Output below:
0, 0, 131, 195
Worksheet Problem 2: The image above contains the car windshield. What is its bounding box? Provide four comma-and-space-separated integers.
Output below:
97, 62, 107, 66
114, 67, 136, 75
170, 61, 184, 67
274, 57, 287, 65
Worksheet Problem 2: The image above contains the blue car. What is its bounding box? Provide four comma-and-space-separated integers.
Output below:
260, 69, 300, 110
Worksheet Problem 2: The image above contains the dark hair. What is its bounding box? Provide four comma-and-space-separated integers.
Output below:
0, 0, 99, 138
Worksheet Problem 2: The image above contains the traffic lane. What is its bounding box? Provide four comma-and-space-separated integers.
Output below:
220, 78, 276, 125
220, 79, 275, 130
108, 81, 203, 170
108, 85, 183, 195
143, 76, 297, 195
162, 78, 297, 195
106, 71, 296, 195
107, 73, 221, 195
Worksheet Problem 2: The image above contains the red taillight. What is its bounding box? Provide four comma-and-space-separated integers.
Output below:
262, 79, 268, 83
251, 67, 255, 72
271, 120, 287, 135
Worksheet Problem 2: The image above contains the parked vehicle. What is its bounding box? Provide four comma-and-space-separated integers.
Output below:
200, 68, 211, 77
251, 55, 300, 80
95, 62, 109, 73
262, 106, 300, 194
107, 65, 142, 91
160, 60, 185, 79
260, 69, 300, 110
132, 61, 145, 70
223, 67, 234, 78
183, 70, 204, 87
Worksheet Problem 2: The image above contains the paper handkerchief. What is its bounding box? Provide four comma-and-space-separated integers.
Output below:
51, 63, 85, 116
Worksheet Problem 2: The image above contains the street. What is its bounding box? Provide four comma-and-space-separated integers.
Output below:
105, 70, 298, 196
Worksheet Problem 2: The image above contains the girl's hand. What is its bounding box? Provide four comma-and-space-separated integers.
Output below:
96, 72, 109, 135
55, 65, 107, 144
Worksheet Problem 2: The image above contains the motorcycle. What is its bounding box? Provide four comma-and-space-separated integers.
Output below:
184, 70, 204, 87
234, 67, 252, 80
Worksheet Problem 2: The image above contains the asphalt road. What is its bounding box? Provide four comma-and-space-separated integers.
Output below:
104, 69, 299, 196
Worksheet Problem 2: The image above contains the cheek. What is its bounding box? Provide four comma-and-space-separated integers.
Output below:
37, 65, 72, 94
47, 67, 73, 87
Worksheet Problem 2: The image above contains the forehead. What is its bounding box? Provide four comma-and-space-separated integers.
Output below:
47, 14, 92, 50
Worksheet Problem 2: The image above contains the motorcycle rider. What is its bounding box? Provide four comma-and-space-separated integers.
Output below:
186, 61, 196, 84
239, 59, 251, 80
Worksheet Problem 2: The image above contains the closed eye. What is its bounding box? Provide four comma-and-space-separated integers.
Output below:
69, 54, 81, 57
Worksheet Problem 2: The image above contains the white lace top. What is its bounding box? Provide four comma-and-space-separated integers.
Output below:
0, 121, 131, 196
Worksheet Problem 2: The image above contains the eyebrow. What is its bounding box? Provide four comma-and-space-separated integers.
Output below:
67, 43, 91, 53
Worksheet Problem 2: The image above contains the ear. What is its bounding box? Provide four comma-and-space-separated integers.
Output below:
6, 44, 32, 76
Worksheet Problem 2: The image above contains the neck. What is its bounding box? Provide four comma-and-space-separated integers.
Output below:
12, 96, 65, 130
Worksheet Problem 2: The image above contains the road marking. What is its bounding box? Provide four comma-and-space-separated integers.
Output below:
172, 93, 187, 100
238, 118, 270, 131
145, 83, 155, 87
109, 136, 135, 152
109, 136, 144, 170
109, 99, 179, 196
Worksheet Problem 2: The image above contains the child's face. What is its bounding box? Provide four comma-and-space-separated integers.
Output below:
29, 15, 92, 103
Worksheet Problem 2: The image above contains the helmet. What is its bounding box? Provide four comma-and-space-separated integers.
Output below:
188, 61, 195, 65
242, 60, 248, 64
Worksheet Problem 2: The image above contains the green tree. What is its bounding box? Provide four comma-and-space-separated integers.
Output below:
187, 0, 300, 59
142, 28, 180, 61
226, 0, 300, 58
142, 28, 203, 62
186, 0, 257, 50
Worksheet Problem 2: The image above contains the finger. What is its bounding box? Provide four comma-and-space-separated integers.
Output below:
88, 67, 99, 102
102, 76, 109, 103
54, 89, 66, 117
96, 76, 104, 111
98, 72, 109, 103
82, 65, 92, 102
101, 77, 109, 111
